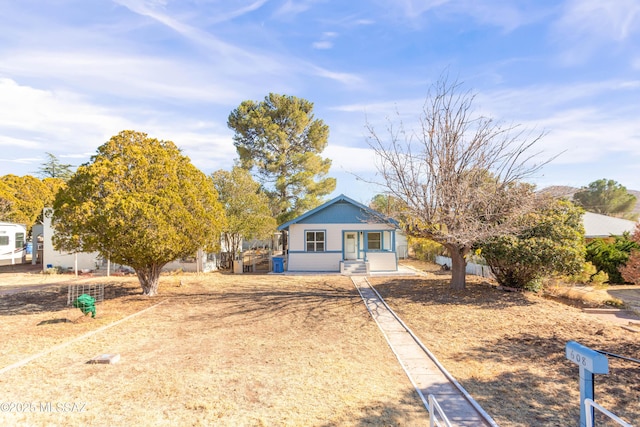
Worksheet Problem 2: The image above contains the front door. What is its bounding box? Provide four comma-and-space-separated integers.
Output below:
345, 232, 357, 260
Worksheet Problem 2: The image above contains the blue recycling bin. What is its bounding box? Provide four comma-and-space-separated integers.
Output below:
272, 257, 284, 273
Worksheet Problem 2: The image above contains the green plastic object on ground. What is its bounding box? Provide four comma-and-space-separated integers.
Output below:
73, 294, 96, 318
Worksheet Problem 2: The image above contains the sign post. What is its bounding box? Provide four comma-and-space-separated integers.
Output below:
565, 341, 609, 427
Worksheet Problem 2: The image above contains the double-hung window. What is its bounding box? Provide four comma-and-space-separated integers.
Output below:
306, 231, 325, 252
367, 232, 381, 250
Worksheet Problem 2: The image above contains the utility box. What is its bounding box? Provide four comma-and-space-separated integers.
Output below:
272, 257, 284, 273
233, 260, 243, 274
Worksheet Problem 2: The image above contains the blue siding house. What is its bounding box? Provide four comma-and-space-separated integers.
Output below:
277, 194, 406, 274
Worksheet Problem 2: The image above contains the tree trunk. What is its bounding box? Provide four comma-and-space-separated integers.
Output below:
446, 244, 469, 290
135, 264, 163, 296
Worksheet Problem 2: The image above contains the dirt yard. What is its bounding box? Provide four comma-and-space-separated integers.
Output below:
371, 261, 640, 427
0, 263, 638, 426
0, 270, 427, 426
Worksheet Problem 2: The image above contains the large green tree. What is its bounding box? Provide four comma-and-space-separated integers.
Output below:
227, 93, 336, 224
212, 167, 277, 266
573, 179, 637, 219
52, 130, 226, 296
480, 199, 585, 290
367, 76, 549, 290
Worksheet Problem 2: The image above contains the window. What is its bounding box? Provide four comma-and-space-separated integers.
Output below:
306, 231, 325, 252
15, 232, 25, 249
367, 232, 381, 250
0, 236, 8, 246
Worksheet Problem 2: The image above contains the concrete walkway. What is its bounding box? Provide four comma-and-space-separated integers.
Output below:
352, 276, 497, 427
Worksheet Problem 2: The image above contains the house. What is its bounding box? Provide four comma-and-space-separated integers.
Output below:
583, 212, 637, 240
277, 194, 407, 274
0, 222, 26, 265
41, 208, 218, 273
42, 208, 100, 271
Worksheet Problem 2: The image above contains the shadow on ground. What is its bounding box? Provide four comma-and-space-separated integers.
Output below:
460, 332, 640, 426
372, 277, 536, 310
0, 282, 141, 316
319, 388, 429, 427
168, 281, 365, 327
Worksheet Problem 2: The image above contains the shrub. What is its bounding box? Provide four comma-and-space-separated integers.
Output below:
586, 234, 638, 284
620, 249, 640, 284
590, 270, 609, 286
410, 237, 444, 262
481, 199, 585, 290
619, 224, 640, 284
566, 262, 598, 284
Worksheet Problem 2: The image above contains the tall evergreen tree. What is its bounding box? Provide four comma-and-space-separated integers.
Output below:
228, 93, 336, 224
37, 153, 74, 181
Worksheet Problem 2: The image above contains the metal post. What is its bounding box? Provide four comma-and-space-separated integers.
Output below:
566, 341, 609, 427
579, 366, 595, 427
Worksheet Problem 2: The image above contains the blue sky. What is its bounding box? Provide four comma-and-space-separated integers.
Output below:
1, 0, 639, 205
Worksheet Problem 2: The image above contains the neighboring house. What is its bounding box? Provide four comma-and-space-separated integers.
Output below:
582, 212, 637, 240
0, 222, 26, 265
277, 194, 407, 274
42, 208, 99, 271
42, 208, 217, 273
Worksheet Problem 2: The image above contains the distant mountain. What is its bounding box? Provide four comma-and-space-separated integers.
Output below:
539, 186, 640, 216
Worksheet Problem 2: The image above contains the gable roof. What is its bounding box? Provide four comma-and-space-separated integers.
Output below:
278, 194, 397, 231
583, 212, 637, 238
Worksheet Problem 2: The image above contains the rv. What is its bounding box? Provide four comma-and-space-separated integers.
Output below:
0, 222, 26, 265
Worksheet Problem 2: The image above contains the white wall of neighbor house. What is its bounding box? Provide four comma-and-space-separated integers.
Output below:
396, 232, 408, 259
43, 208, 218, 273
42, 209, 99, 271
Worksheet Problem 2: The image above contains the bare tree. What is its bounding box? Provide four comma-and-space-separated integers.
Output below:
367, 76, 550, 290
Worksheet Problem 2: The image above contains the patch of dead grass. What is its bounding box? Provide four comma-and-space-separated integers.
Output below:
370, 265, 640, 427
0, 272, 427, 426
2, 263, 638, 426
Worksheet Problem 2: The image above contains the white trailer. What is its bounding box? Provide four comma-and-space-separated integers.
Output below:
0, 222, 26, 265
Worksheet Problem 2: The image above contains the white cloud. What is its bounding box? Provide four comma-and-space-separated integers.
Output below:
552, 0, 640, 64
0, 50, 245, 104
312, 41, 333, 50
309, 65, 364, 87
326, 144, 378, 174
0, 78, 237, 174
312, 31, 338, 50
273, 0, 319, 18
0, 78, 130, 147
395, 0, 450, 19
379, 0, 548, 32
207, 0, 270, 24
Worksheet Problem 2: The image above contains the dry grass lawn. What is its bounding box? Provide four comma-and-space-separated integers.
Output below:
1, 262, 639, 426
371, 261, 640, 427
0, 269, 427, 427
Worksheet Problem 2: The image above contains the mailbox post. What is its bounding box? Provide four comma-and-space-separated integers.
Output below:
565, 341, 609, 427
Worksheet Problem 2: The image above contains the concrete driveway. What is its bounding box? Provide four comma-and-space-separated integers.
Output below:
607, 286, 640, 313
